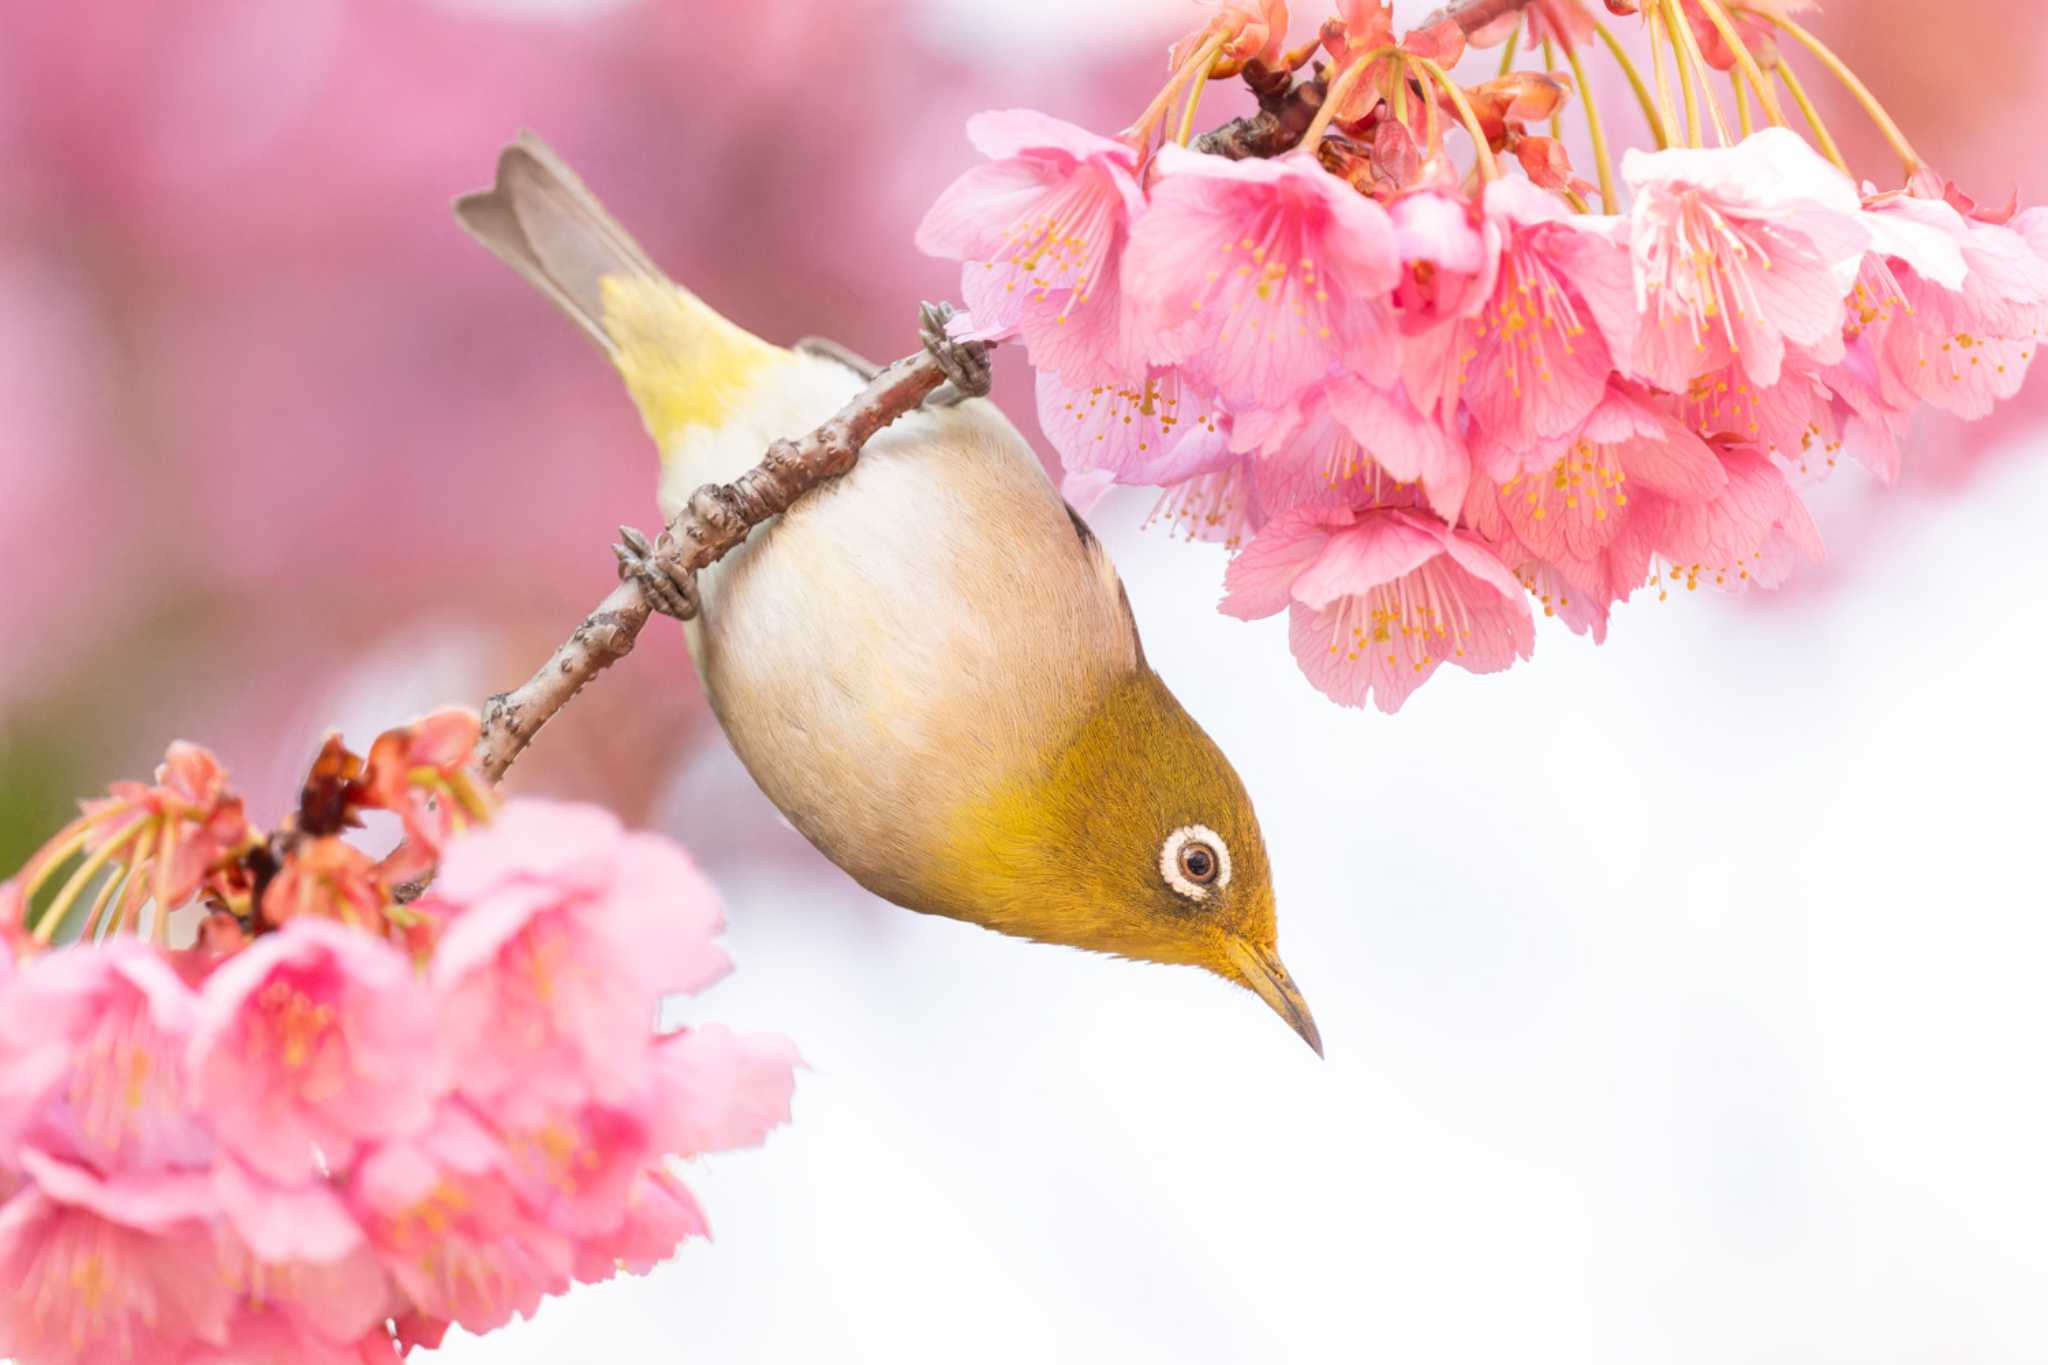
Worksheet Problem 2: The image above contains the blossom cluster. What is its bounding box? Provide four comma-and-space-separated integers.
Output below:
919, 0, 2048, 711
0, 724, 795, 1363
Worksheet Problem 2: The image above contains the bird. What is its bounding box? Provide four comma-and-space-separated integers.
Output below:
455, 132, 1320, 1054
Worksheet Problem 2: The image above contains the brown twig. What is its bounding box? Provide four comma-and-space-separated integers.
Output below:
476, 582, 651, 783
475, 336, 980, 786
1196, 67, 1330, 159
1194, 0, 1543, 161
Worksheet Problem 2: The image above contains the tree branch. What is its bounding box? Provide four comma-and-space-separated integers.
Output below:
1194, 0, 1543, 161
1195, 64, 1329, 160
475, 340, 975, 785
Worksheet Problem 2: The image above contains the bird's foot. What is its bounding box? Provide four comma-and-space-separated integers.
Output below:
613, 525, 699, 621
918, 301, 992, 407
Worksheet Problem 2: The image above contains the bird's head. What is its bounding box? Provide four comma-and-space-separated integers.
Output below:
927, 668, 1320, 1055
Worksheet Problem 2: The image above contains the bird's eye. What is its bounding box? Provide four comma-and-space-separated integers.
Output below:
1160, 825, 1231, 902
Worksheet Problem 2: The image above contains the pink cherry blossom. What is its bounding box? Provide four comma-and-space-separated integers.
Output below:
1145, 459, 1264, 549
2017, 206, 2048, 263
350, 1105, 569, 1335
212, 1154, 366, 1266
1388, 188, 1495, 425
1323, 371, 1471, 521
393, 1313, 448, 1354
69, 742, 249, 914
190, 917, 438, 1184
1222, 505, 1534, 712
217, 1233, 393, 1352
1822, 207, 1972, 481
1614, 445, 1825, 596
0, 1150, 232, 1363
1243, 408, 1425, 528
1460, 178, 1639, 458
1867, 194, 2048, 419
1622, 127, 1868, 392
1125, 145, 1401, 411
427, 801, 732, 1110
1515, 560, 1616, 643
1465, 383, 1727, 598
571, 1167, 708, 1282
0, 938, 211, 1176
496, 1100, 656, 1240
1170, 0, 1290, 73
651, 1025, 801, 1158
1035, 366, 1232, 497
1674, 358, 1844, 479
179, 1309, 398, 1365
1821, 332, 1915, 482
1230, 373, 1469, 521
260, 835, 387, 930
917, 110, 1148, 386
361, 707, 486, 869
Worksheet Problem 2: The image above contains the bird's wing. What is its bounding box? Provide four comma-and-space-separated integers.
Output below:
1062, 501, 1146, 668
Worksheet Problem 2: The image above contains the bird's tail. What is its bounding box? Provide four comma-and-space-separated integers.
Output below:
455, 131, 785, 458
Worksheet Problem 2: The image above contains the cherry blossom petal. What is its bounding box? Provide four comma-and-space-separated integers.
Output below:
1126, 146, 1400, 408
918, 111, 1147, 385
191, 918, 439, 1184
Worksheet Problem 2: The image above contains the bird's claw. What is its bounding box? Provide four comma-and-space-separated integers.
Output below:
614, 524, 699, 621
918, 301, 992, 407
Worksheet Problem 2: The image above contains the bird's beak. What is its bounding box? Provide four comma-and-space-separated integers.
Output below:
1225, 939, 1323, 1057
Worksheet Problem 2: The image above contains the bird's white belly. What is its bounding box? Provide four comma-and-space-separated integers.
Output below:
657, 357, 1130, 904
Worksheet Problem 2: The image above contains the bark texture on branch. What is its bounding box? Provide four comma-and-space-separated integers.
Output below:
658, 346, 966, 607
1193, 0, 1539, 161
1195, 64, 1329, 160
476, 583, 649, 784
475, 341, 972, 786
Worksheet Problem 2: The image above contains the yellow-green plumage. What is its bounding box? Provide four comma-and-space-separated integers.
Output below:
456, 132, 1320, 1053
932, 668, 1272, 967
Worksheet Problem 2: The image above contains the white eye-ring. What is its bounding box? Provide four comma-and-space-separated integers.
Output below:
1160, 825, 1231, 902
